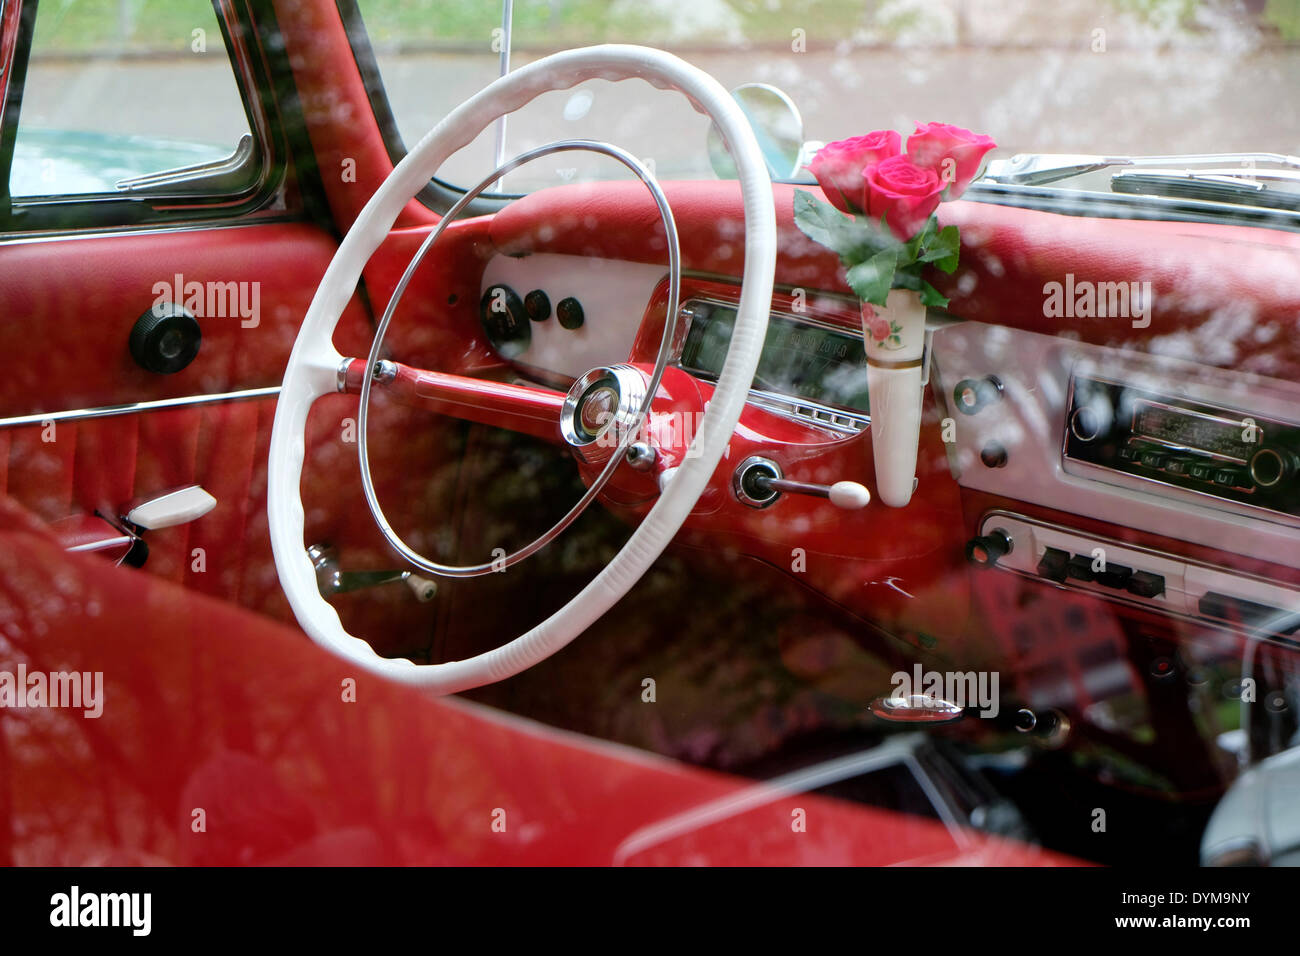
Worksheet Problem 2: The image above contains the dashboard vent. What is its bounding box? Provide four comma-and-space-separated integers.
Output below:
749, 392, 868, 434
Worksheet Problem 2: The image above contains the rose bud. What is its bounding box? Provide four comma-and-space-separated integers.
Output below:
863, 155, 945, 240
906, 122, 996, 200
806, 130, 902, 214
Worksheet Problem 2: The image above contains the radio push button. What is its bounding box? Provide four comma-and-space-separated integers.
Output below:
1213, 467, 1247, 489
1186, 460, 1215, 482
1066, 554, 1095, 582
1095, 562, 1133, 589
1036, 547, 1070, 582
1128, 571, 1166, 599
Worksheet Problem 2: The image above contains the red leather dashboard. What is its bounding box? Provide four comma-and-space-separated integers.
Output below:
489, 180, 1300, 380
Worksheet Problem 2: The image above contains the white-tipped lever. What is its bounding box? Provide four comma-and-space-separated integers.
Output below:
753, 475, 871, 510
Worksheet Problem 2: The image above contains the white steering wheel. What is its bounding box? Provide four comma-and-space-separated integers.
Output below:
268, 45, 776, 694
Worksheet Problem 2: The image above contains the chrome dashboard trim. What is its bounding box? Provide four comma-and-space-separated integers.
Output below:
674, 295, 870, 434
978, 509, 1300, 647
0, 386, 281, 428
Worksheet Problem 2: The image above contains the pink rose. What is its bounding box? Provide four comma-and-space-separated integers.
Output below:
806, 130, 901, 214
862, 155, 945, 240
866, 315, 892, 342
906, 122, 996, 200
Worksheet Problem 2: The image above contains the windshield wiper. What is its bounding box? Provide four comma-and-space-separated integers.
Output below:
983, 153, 1135, 186
1111, 167, 1300, 211
984, 151, 1300, 188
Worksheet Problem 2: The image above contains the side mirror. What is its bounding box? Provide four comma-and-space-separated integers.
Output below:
707, 83, 805, 181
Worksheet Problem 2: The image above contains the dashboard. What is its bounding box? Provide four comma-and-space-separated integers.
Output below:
479, 252, 871, 435
477, 248, 1300, 649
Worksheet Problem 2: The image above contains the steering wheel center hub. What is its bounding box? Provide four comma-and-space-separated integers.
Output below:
561, 365, 648, 461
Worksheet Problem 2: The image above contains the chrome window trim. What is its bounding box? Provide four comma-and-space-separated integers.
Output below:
0, 216, 297, 244
674, 294, 870, 433
0, 385, 280, 428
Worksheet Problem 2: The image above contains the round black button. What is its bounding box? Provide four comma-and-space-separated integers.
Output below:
954, 376, 1002, 415
524, 289, 551, 322
129, 303, 201, 375
556, 297, 585, 330
1249, 446, 1297, 488
966, 529, 1012, 567
980, 442, 1008, 468
479, 284, 530, 359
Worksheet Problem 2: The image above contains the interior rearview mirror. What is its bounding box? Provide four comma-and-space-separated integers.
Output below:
707, 83, 805, 181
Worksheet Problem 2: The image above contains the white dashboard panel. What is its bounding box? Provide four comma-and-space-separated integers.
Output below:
931, 321, 1300, 570
480, 252, 667, 379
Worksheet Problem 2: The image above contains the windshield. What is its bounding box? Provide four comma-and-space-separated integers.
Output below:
356, 0, 1300, 208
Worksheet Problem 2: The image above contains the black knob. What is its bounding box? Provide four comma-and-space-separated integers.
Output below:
524, 289, 551, 322
129, 303, 200, 374
966, 529, 1012, 567
1249, 446, 1298, 488
980, 442, 1008, 468
953, 376, 1002, 415
1014, 708, 1038, 732
556, 296, 585, 330
1015, 707, 1066, 740
1070, 406, 1104, 442
479, 284, 531, 359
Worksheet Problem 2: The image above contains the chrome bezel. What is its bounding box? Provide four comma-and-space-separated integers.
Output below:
732, 455, 782, 509
1062, 371, 1300, 527
674, 296, 870, 434
560, 365, 648, 461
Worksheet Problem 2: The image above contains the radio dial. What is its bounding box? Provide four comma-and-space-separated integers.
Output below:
1070, 406, 1104, 442
1249, 446, 1298, 489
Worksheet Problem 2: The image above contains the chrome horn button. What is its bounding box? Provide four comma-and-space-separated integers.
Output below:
561, 365, 648, 462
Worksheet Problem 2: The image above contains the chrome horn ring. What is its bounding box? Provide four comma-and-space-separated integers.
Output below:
357, 140, 681, 578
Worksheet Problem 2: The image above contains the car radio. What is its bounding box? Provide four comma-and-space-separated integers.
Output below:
1064, 375, 1300, 519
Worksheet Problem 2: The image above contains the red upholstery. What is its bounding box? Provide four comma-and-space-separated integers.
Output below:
0, 223, 375, 419
0, 495, 1076, 866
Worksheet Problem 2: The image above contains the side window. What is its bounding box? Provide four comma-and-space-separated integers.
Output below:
5, 0, 259, 208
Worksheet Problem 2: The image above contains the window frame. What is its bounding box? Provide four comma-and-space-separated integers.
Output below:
335, 0, 514, 218
0, 0, 287, 235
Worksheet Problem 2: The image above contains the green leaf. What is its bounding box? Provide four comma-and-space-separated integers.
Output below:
846, 249, 898, 306
901, 216, 936, 266
891, 269, 923, 292
793, 190, 903, 266
792, 190, 848, 251
917, 224, 960, 274
918, 279, 950, 309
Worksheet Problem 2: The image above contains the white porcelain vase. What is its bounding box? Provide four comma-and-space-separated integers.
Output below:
862, 288, 927, 508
